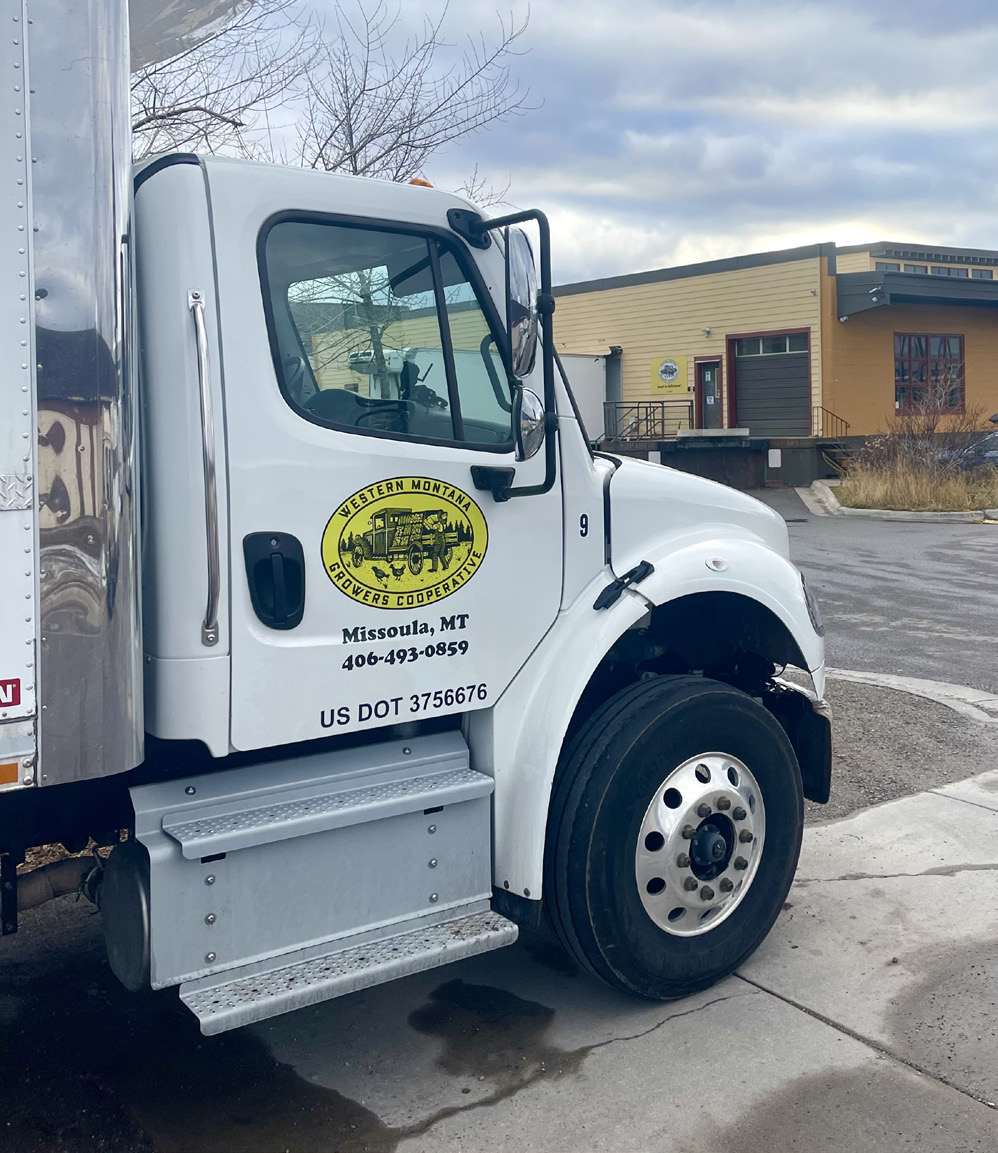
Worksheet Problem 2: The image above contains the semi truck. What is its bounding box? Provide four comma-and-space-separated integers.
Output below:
0, 0, 830, 1036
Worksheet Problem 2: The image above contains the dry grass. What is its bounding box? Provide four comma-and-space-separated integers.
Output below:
837, 463, 998, 512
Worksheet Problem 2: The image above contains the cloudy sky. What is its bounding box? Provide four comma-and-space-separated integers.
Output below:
377, 0, 998, 284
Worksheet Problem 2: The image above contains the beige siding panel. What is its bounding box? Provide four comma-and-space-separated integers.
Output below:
835, 252, 872, 273
554, 258, 823, 421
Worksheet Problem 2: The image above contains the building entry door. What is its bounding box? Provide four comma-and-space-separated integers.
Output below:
696, 361, 722, 429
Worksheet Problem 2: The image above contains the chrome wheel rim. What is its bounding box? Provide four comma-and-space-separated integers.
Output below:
634, 753, 766, 937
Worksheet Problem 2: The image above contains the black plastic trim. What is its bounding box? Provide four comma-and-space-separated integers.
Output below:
133, 152, 201, 193
593, 450, 620, 568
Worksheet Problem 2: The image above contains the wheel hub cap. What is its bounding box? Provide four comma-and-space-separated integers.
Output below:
634, 753, 766, 937
690, 820, 732, 878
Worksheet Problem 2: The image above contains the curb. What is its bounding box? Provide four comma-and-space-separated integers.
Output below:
826, 667, 998, 723
809, 480, 997, 523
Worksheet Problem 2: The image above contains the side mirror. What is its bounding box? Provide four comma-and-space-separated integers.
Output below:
506, 227, 538, 378
513, 386, 545, 460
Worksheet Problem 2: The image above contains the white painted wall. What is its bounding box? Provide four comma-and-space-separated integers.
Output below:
560, 354, 606, 441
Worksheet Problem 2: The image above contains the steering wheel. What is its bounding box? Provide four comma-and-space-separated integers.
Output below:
355, 401, 415, 432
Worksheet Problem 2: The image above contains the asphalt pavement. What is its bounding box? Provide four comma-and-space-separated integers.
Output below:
755, 486, 998, 694
2, 487, 996, 1152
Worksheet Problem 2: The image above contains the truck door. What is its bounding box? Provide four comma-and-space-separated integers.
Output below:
205, 165, 563, 751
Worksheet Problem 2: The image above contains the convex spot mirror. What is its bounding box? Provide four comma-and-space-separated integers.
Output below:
506, 227, 538, 379
514, 386, 545, 461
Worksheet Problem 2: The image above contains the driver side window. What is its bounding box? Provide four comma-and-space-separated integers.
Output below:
262, 219, 513, 449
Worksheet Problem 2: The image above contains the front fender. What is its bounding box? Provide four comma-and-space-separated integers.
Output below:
635, 534, 825, 692
471, 534, 824, 904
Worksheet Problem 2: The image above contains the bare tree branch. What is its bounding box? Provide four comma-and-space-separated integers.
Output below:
130, 0, 532, 205
296, 2, 533, 183
131, 0, 318, 157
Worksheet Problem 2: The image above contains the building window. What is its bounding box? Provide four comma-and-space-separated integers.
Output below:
875, 261, 900, 272
903, 264, 927, 274
894, 333, 964, 410
734, 333, 809, 356
930, 266, 969, 277
972, 268, 994, 279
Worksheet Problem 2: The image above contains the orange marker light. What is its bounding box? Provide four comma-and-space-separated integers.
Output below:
0, 762, 18, 786
409, 178, 434, 188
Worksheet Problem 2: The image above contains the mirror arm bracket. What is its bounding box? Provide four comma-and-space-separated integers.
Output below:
447, 208, 492, 250
471, 465, 516, 503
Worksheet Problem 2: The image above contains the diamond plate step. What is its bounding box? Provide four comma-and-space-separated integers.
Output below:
141, 731, 490, 859
162, 765, 491, 859
180, 907, 518, 1035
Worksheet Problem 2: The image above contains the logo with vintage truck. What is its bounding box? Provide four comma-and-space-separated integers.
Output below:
322, 477, 488, 609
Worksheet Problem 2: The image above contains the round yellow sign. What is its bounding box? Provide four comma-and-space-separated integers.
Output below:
321, 477, 488, 610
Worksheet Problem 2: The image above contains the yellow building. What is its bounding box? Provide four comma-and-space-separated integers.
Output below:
552, 241, 998, 441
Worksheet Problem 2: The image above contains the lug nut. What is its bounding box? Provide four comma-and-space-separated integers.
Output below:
700, 886, 715, 901
739, 829, 754, 843
732, 807, 747, 821
719, 878, 734, 893
681, 824, 695, 839
716, 796, 731, 811
734, 856, 748, 871
683, 876, 698, 891
676, 853, 691, 868
696, 803, 711, 818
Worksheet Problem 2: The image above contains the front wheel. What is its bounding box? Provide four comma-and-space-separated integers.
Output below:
544, 675, 803, 1000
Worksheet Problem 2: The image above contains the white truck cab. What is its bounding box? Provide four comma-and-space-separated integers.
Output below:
1, 0, 830, 1034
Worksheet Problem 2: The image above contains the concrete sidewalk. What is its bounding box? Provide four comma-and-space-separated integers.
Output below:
2, 770, 996, 1152
245, 771, 998, 1152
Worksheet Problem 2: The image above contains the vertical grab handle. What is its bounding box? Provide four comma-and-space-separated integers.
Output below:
188, 289, 220, 647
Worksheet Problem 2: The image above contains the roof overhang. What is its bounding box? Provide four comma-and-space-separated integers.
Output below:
836, 271, 998, 319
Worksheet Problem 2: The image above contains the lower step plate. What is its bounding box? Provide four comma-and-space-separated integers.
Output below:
180, 908, 518, 1035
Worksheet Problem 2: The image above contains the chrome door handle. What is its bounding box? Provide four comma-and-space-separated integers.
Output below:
188, 289, 220, 647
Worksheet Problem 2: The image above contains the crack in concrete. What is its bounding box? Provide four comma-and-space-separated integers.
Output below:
930, 790, 998, 816
795, 862, 998, 884
406, 989, 759, 1144
733, 974, 998, 1111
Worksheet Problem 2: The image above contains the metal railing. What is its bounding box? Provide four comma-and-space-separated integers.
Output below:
604, 400, 694, 441
811, 405, 851, 439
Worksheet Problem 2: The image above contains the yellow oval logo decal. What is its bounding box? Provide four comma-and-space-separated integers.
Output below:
322, 477, 488, 609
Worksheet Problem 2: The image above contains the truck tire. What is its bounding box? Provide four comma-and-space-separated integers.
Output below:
408, 545, 424, 575
544, 674, 803, 1000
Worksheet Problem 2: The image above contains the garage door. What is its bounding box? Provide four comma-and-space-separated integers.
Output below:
733, 334, 810, 436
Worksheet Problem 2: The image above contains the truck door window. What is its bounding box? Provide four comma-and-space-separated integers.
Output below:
261, 218, 514, 449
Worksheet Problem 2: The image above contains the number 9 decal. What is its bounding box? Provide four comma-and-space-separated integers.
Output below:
579, 514, 589, 538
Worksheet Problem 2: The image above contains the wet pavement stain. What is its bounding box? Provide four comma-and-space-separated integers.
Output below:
0, 934, 399, 1153
2, 904, 753, 1152
407, 978, 586, 1091
672, 1064, 998, 1153
887, 937, 998, 1105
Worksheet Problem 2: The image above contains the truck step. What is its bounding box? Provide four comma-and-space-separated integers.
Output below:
179, 906, 518, 1035
161, 763, 490, 859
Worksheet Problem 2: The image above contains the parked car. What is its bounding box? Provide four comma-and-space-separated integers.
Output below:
938, 431, 998, 470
